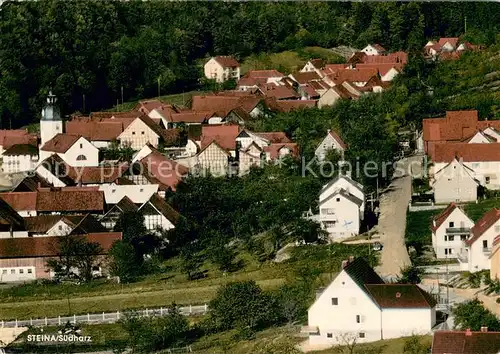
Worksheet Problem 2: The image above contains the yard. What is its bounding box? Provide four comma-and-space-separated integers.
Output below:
0, 244, 377, 320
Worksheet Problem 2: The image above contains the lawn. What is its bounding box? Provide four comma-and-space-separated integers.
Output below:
464, 197, 500, 221
0, 244, 377, 320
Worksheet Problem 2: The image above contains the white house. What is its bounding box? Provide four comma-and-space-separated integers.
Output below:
306, 257, 436, 348
315, 130, 347, 162
458, 208, 500, 272
98, 184, 159, 205
361, 44, 386, 56
204, 56, 240, 83
39, 134, 99, 167
138, 194, 179, 234
117, 115, 163, 150
320, 175, 365, 213
2, 144, 39, 173
431, 203, 474, 259
432, 158, 479, 204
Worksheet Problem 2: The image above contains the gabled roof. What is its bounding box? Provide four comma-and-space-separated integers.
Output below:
321, 174, 364, 195
114, 196, 138, 212
0, 232, 122, 258
466, 208, 500, 246
328, 130, 347, 149
200, 124, 241, 151
212, 56, 240, 68
67, 164, 129, 184
319, 188, 364, 207
343, 257, 384, 287
263, 143, 299, 160
169, 111, 214, 124
135, 99, 168, 114
307, 59, 325, 70
258, 84, 300, 100
434, 143, 500, 163
438, 37, 459, 48
423, 110, 480, 142
36, 190, 105, 212
3, 144, 38, 156
289, 71, 322, 84
0, 192, 37, 211
139, 194, 180, 225
355, 63, 403, 77
11, 173, 51, 192
40, 134, 83, 153
138, 149, 189, 191
66, 120, 125, 142
371, 44, 386, 52
0, 198, 24, 227
364, 284, 437, 308
271, 100, 317, 113
255, 132, 291, 144
431, 203, 462, 232
0, 130, 36, 149
431, 330, 500, 354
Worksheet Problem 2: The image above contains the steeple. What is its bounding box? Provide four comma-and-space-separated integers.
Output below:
41, 91, 61, 121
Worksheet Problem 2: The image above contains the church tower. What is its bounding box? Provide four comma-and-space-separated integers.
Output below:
40, 91, 63, 147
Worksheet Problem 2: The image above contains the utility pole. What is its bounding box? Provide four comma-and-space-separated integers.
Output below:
82, 94, 86, 113
445, 254, 450, 310
121, 86, 124, 106
158, 77, 161, 98
464, 16, 467, 33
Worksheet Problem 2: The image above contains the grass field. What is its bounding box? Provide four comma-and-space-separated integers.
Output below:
0, 244, 377, 320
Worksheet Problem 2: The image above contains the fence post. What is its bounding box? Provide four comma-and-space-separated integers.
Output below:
145, 308, 148, 317
204, 304, 208, 313
15, 319, 17, 328
1, 321, 3, 328
116, 311, 120, 321
102, 312, 105, 321
45, 317, 47, 326
58, 316, 61, 325
30, 318, 32, 326
160, 307, 163, 316
73, 314, 76, 324
87, 313, 90, 323
189, 304, 192, 314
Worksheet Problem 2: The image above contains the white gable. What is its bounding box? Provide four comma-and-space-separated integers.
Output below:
320, 176, 364, 203
468, 131, 491, 144
435, 207, 474, 234
99, 184, 159, 204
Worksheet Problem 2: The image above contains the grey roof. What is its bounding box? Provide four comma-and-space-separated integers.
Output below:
321, 174, 364, 194
319, 188, 363, 207
344, 258, 385, 288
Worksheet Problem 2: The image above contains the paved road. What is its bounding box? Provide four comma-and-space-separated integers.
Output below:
0, 305, 208, 329
374, 156, 418, 280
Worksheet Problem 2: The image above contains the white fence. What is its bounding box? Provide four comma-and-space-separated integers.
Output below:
0, 304, 208, 328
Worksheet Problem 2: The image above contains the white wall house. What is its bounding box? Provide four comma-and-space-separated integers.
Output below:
315, 130, 347, 162
319, 189, 362, 241
306, 258, 436, 349
98, 184, 159, 204
118, 117, 160, 150
458, 208, 500, 272
203, 56, 240, 83
40, 91, 64, 148
40, 134, 99, 167
432, 158, 478, 204
2, 144, 39, 173
361, 44, 386, 56
138, 194, 179, 234
320, 175, 365, 213
431, 203, 474, 259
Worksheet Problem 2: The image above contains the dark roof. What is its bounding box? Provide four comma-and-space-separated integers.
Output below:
0, 232, 122, 258
3, 144, 38, 156
364, 284, 437, 308
343, 258, 384, 289
36, 190, 105, 212
0, 198, 24, 227
467, 208, 500, 246
318, 188, 364, 207
24, 215, 63, 233
140, 194, 180, 224
321, 175, 364, 195
115, 196, 138, 213
40, 134, 83, 153
432, 331, 500, 354
67, 214, 108, 234
432, 203, 459, 232
12, 173, 51, 192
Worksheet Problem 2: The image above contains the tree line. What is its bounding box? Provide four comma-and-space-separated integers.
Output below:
1, 1, 499, 127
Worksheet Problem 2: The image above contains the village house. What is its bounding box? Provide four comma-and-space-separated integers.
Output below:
360, 44, 387, 56
458, 208, 500, 272
431, 158, 479, 204
431, 203, 474, 259
431, 329, 500, 354
236, 70, 284, 91
1, 144, 39, 173
318, 175, 364, 241
317, 86, 353, 108
138, 193, 180, 233
315, 130, 347, 162
0, 129, 37, 157
117, 115, 171, 150
40, 91, 64, 149
490, 235, 500, 280
39, 134, 100, 167
99, 196, 138, 230
300, 59, 326, 77
305, 257, 436, 348
204, 56, 240, 83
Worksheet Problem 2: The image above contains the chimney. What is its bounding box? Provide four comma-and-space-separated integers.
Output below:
341, 260, 349, 269
480, 326, 488, 333
465, 328, 472, 336
37, 182, 41, 190
349, 255, 355, 263
327, 129, 331, 134
433, 219, 436, 227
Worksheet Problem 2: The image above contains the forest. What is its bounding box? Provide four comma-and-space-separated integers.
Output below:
1, 1, 500, 127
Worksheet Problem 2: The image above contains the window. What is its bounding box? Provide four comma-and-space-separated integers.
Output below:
132, 132, 136, 135
448, 235, 454, 242
58, 225, 63, 231
486, 176, 491, 184
10, 269, 15, 274
356, 315, 360, 323
336, 198, 340, 202
449, 222, 454, 228
444, 236, 447, 241
27, 269, 32, 274
79, 143, 83, 149
461, 235, 467, 241
331, 298, 338, 305
140, 188, 144, 192
76, 155, 87, 161
472, 163, 480, 168
2, 270, 6, 274
112, 189, 116, 193
483, 240, 488, 248
141, 131, 145, 135
359, 332, 365, 338
445, 248, 453, 255
327, 333, 333, 338
19, 269, 24, 274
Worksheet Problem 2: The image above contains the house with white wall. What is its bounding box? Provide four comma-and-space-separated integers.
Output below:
40, 134, 99, 167
431, 203, 474, 259
458, 208, 500, 272
361, 44, 386, 56
431, 158, 479, 204
204, 56, 240, 83
138, 194, 179, 234
315, 130, 347, 162
306, 257, 436, 348
117, 115, 165, 150
2, 144, 39, 173
319, 175, 365, 241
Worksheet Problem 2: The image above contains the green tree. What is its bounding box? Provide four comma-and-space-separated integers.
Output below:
452, 298, 500, 331
403, 335, 430, 354
108, 240, 143, 283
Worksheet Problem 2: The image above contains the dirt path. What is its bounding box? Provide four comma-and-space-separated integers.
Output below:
374, 156, 420, 279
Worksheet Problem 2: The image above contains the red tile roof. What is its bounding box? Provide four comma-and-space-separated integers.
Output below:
259, 84, 300, 100
308, 59, 325, 69
135, 99, 169, 114
364, 284, 436, 308
289, 71, 322, 84
67, 164, 130, 184
431, 203, 458, 232
255, 132, 291, 144
66, 120, 125, 141
40, 134, 82, 153
213, 56, 240, 68
263, 143, 299, 160
0, 232, 122, 258
273, 100, 317, 113
0, 129, 31, 148
0, 192, 37, 210
328, 68, 379, 83
237, 77, 268, 88
433, 143, 500, 163
431, 330, 500, 354
200, 124, 241, 150
191, 95, 257, 116
139, 149, 189, 191
362, 52, 408, 64
466, 208, 500, 246
438, 37, 459, 48
36, 190, 105, 212
169, 111, 214, 123
3, 144, 38, 156
423, 111, 480, 142
355, 63, 403, 77
372, 44, 386, 52
91, 111, 143, 120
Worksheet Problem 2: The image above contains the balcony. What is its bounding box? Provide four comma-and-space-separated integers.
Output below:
483, 247, 492, 255
445, 227, 471, 235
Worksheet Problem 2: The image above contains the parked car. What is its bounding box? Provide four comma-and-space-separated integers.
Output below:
372, 242, 383, 251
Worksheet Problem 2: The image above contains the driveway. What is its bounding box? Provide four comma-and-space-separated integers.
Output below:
374, 156, 422, 280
